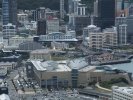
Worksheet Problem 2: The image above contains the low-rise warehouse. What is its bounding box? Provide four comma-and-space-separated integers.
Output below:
26, 58, 132, 88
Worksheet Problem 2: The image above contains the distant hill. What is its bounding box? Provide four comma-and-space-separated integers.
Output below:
0, 0, 91, 12
0, 0, 60, 10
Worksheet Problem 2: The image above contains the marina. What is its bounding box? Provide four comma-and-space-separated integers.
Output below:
112, 59, 133, 75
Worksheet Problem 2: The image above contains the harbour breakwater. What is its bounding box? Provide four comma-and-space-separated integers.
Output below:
94, 55, 133, 65
99, 59, 131, 65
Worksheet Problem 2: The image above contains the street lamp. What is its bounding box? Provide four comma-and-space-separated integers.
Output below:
45, 79, 47, 89
40, 71, 42, 88
39, 70, 45, 88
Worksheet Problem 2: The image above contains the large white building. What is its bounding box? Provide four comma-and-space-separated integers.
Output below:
103, 27, 118, 47
83, 25, 101, 41
115, 16, 126, 26
112, 86, 133, 100
39, 32, 77, 42
89, 32, 104, 49
17, 13, 29, 24
24, 21, 37, 30
26, 58, 132, 88
47, 18, 59, 33
83, 25, 118, 48
2, 23, 16, 39
8, 35, 33, 47
118, 24, 127, 45
82, 24, 103, 49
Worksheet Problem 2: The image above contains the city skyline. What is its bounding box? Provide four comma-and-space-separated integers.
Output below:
0, 0, 133, 100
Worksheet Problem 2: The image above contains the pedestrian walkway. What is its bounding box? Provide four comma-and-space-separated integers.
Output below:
95, 82, 112, 92
14, 74, 19, 80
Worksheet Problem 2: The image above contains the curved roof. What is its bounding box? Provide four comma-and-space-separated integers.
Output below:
87, 25, 96, 28
68, 58, 88, 69
0, 94, 10, 100
31, 60, 71, 72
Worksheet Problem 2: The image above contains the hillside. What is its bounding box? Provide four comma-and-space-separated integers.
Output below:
0, 0, 91, 12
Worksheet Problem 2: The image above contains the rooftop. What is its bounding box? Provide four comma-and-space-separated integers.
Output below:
48, 32, 64, 35
87, 25, 96, 28
79, 66, 96, 72
0, 67, 7, 76
2, 55, 20, 59
31, 60, 71, 72
0, 94, 10, 100
68, 58, 88, 69
10, 35, 33, 39
113, 86, 133, 95
30, 49, 50, 54
30, 58, 96, 72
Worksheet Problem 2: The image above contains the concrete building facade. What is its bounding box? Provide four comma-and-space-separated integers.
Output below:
47, 18, 59, 34
89, 32, 104, 49
112, 86, 133, 100
118, 24, 127, 45
2, 23, 16, 39
39, 32, 77, 42
26, 59, 132, 88
2, 0, 17, 26
17, 13, 29, 25
77, 3, 87, 16
30, 49, 51, 60
60, 0, 65, 19
51, 42, 69, 50
37, 19, 47, 35
8, 35, 33, 47
32, 7, 46, 21
115, 16, 126, 26
103, 27, 118, 48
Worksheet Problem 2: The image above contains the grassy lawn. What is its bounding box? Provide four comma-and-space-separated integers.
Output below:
99, 78, 129, 89
95, 88, 111, 93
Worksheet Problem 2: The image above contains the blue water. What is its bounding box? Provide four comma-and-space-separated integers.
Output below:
112, 59, 133, 74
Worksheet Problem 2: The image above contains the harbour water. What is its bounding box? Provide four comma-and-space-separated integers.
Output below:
112, 59, 133, 74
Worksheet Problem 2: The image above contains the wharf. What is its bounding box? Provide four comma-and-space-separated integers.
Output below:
94, 59, 131, 65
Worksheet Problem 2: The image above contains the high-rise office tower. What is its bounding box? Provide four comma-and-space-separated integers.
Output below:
94, 0, 98, 17
36, 7, 46, 20
77, 4, 87, 16
2, 0, 9, 25
68, 0, 81, 15
73, 0, 81, 15
47, 17, 59, 33
2, 0, 17, 26
32, 7, 46, 21
60, 0, 65, 19
68, 0, 73, 14
97, 0, 115, 29
2, 23, 16, 39
126, 16, 133, 43
37, 19, 47, 35
9, 0, 17, 26
118, 24, 127, 45
115, 0, 130, 17
129, 4, 133, 16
